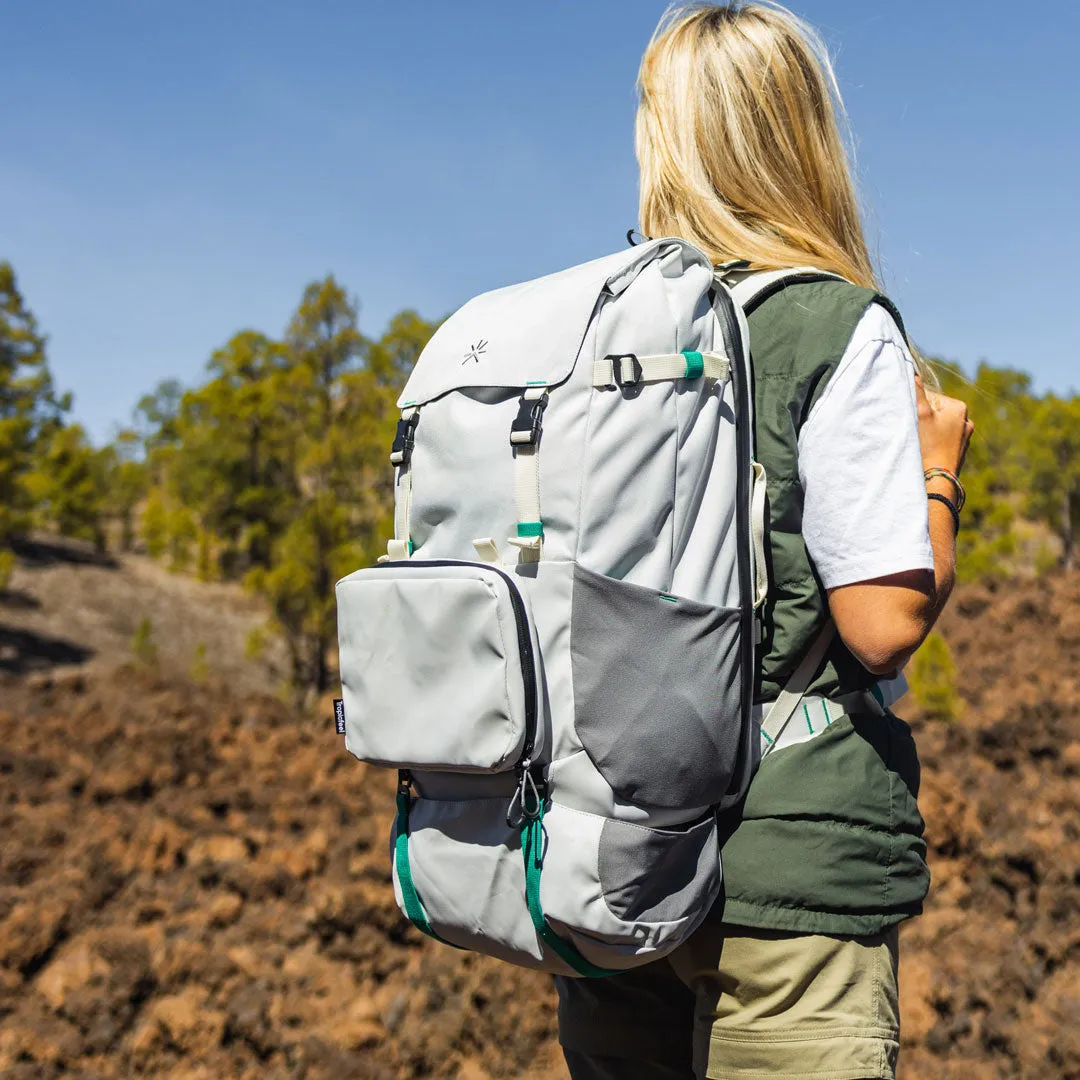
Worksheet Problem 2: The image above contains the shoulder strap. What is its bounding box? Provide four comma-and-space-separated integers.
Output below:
716, 266, 845, 316
718, 265, 909, 343
717, 266, 845, 754
759, 621, 836, 755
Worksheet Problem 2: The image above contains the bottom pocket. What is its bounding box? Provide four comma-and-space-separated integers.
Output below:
391, 791, 721, 975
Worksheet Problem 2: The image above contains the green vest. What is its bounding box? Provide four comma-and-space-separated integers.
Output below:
717, 279, 929, 936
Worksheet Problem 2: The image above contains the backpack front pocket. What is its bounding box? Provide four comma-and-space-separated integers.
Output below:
336, 560, 542, 772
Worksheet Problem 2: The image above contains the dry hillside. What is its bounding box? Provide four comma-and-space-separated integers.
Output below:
0, 540, 1077, 1079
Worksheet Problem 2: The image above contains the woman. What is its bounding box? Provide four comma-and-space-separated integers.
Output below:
556, 5, 973, 1079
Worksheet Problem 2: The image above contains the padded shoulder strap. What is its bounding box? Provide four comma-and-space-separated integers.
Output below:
719, 266, 909, 343
722, 267, 846, 314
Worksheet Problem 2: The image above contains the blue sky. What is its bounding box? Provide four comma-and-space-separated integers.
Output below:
4, 1, 1078, 442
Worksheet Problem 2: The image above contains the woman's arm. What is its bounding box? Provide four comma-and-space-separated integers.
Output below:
827, 376, 973, 674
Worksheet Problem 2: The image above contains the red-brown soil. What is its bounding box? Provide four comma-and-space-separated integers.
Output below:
1, 566, 1078, 1079
898, 574, 1080, 1079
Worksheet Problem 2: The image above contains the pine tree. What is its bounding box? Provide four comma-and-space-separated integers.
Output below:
26, 423, 110, 547
908, 632, 962, 721
1025, 395, 1080, 569
0, 261, 68, 543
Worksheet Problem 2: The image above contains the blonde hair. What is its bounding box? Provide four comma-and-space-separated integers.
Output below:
635, 2, 877, 289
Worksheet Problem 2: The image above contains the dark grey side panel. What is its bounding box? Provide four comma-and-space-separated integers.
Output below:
571, 563, 743, 808
598, 813, 719, 923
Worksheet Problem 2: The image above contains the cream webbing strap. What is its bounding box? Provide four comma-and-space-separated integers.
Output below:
750, 461, 769, 609
592, 350, 730, 389
508, 386, 548, 563
759, 621, 837, 755
388, 406, 418, 561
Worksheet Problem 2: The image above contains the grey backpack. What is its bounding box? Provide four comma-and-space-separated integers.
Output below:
335, 239, 774, 975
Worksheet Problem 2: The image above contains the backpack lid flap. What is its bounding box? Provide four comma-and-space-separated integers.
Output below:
397, 239, 709, 408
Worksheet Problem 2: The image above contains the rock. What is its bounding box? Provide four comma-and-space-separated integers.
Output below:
1062, 741, 1080, 774
225, 944, 273, 978
35, 940, 110, 1010
225, 982, 276, 1055
0, 896, 68, 974
456, 1061, 494, 1080
0, 1014, 82, 1067
150, 988, 226, 1055
186, 834, 248, 865
207, 892, 243, 928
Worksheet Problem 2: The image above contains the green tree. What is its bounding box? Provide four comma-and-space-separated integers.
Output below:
26, 423, 110, 547
1025, 395, 1080, 569
246, 283, 437, 693
251, 278, 368, 693
936, 361, 1030, 582
131, 616, 158, 668
0, 261, 68, 543
135, 378, 184, 454
141, 488, 170, 559
908, 632, 962, 722
170, 331, 294, 577
101, 429, 148, 551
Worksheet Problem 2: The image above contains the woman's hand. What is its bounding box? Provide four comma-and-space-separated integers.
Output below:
914, 375, 974, 475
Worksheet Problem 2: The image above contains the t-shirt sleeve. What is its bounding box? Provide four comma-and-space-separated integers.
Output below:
797, 302, 934, 590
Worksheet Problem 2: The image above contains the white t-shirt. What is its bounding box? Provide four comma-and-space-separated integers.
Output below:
797, 302, 934, 589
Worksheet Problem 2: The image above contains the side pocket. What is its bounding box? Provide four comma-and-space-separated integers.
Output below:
597, 813, 719, 924
571, 563, 742, 808
539, 802, 720, 960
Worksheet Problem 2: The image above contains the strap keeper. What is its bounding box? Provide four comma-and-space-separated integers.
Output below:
605, 353, 643, 390
682, 350, 705, 380
510, 393, 548, 447
507, 534, 542, 562
390, 413, 419, 466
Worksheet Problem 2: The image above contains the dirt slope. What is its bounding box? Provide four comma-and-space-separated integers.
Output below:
0, 536, 286, 692
899, 575, 1080, 1079
0, 565, 1078, 1079
0, 672, 567, 1080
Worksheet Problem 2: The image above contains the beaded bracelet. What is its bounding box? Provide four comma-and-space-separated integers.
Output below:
927, 492, 960, 535
924, 467, 966, 512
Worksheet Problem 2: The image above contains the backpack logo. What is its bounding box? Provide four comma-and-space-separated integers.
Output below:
462, 340, 488, 365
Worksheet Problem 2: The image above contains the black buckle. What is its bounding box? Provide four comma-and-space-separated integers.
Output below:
390, 413, 419, 465
606, 353, 642, 389
510, 393, 547, 447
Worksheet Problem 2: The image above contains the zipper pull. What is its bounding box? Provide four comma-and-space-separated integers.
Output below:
505, 759, 543, 828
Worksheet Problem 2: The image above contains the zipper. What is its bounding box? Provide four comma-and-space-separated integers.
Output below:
373, 558, 540, 771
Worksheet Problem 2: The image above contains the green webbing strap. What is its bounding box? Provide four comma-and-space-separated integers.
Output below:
521, 801, 618, 978
394, 791, 457, 947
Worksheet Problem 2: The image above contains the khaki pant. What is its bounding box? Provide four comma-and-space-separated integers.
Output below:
556, 919, 900, 1080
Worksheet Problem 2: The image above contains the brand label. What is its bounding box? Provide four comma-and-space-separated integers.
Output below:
333, 699, 346, 735
461, 339, 488, 364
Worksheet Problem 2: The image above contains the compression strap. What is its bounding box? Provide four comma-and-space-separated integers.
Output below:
394, 789, 458, 947
521, 800, 618, 978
